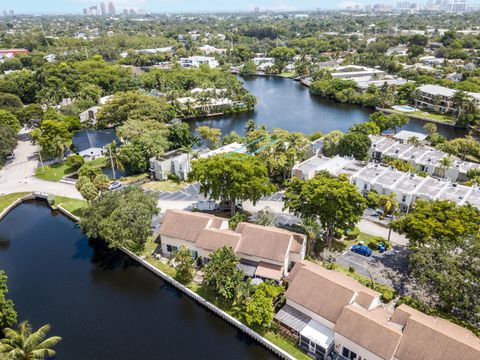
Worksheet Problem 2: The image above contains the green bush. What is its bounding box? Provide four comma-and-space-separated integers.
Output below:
65, 155, 85, 171
367, 236, 390, 250
346, 227, 360, 240
348, 266, 355, 273
167, 173, 181, 184
228, 212, 248, 230
379, 287, 396, 302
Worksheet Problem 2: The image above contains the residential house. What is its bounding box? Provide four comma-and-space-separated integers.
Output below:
292, 155, 356, 180
275, 260, 480, 360
72, 128, 119, 161
198, 45, 226, 55
392, 130, 427, 144
158, 209, 306, 282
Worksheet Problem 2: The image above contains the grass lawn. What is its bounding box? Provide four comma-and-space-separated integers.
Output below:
279, 71, 296, 78
264, 332, 312, 360
36, 163, 76, 182
36, 157, 108, 182
0, 192, 31, 213
142, 180, 187, 192
119, 173, 149, 184
388, 108, 455, 124
51, 196, 88, 218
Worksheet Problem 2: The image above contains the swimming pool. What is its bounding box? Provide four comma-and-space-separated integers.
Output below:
392, 105, 416, 112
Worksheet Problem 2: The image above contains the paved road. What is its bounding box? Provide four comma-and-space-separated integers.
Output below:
0, 130, 82, 199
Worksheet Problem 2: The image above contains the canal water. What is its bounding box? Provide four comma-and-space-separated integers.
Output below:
0, 201, 277, 360
189, 76, 463, 139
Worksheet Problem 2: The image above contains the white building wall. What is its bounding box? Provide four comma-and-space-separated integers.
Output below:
160, 235, 200, 256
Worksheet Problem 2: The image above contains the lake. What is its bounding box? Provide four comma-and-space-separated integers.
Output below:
189, 76, 463, 139
0, 201, 277, 360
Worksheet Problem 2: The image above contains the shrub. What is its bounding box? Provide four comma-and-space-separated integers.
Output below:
229, 212, 248, 229
348, 266, 355, 273
65, 155, 85, 171
367, 236, 389, 250
380, 287, 396, 302
167, 173, 181, 184
346, 227, 360, 240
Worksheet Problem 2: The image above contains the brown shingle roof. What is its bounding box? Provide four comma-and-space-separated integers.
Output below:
255, 262, 284, 281
158, 209, 218, 243
235, 222, 293, 263
289, 234, 306, 254
196, 228, 241, 252
335, 305, 403, 360
285, 261, 380, 323
394, 305, 480, 360
355, 290, 379, 310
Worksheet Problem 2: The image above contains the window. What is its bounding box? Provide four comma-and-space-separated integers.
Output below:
342, 347, 357, 360
166, 245, 178, 253
402, 195, 407, 203
191, 250, 198, 259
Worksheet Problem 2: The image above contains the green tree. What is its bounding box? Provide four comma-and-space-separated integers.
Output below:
0, 124, 17, 167
369, 112, 389, 133
437, 137, 480, 160
254, 207, 276, 226
385, 113, 409, 134
202, 246, 243, 300
349, 122, 380, 135
222, 131, 243, 146
240, 60, 257, 75
77, 163, 102, 182
244, 282, 284, 329
81, 186, 158, 253
169, 245, 195, 284
118, 143, 149, 174
78, 179, 99, 203
31, 120, 72, 159
0, 110, 21, 134
391, 200, 480, 323
0, 271, 16, 330
245, 119, 256, 134
423, 123, 437, 135
65, 155, 85, 171
337, 132, 372, 160
168, 122, 198, 150
322, 130, 344, 157
93, 174, 111, 193
189, 155, 276, 215
283, 172, 366, 249
196, 126, 221, 150
0, 321, 61, 360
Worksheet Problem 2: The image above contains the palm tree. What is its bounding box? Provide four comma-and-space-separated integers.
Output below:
245, 119, 256, 134
105, 140, 124, 180
453, 91, 475, 121
407, 136, 420, 147
439, 156, 453, 178
0, 321, 62, 360
300, 218, 321, 255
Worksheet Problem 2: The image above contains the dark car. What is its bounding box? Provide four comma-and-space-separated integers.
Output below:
351, 244, 372, 257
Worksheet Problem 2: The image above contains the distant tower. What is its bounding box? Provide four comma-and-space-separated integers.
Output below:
83, 8, 88, 15
108, 2, 116, 15
9, 10, 14, 16
2, 10, 7, 17
100, 2, 107, 16
88, 5, 98, 16
129, 8, 135, 14
123, 9, 128, 15
254, 6, 260, 13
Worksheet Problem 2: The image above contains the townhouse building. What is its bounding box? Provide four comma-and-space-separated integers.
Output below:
180, 56, 219, 68
369, 135, 480, 182
158, 209, 306, 282
413, 84, 480, 113
275, 261, 480, 360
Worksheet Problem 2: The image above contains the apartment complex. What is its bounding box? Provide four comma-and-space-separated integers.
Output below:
275, 261, 480, 360
180, 56, 219, 68
414, 84, 480, 113
369, 135, 480, 182
158, 210, 306, 282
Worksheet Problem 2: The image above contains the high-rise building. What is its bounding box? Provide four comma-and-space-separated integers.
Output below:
100, 2, 107, 16
123, 9, 128, 15
83, 8, 88, 15
9, 10, 14, 16
88, 5, 98, 16
254, 6, 260, 13
108, 2, 116, 15
1, 10, 7, 17
129, 8, 135, 14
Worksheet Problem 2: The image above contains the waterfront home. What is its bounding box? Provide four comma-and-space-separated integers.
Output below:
392, 130, 427, 144
331, 65, 385, 80
79, 106, 101, 124
158, 209, 306, 282
368, 135, 480, 182
149, 150, 191, 181
198, 142, 247, 158
275, 260, 480, 360
413, 84, 480, 113
180, 56, 218, 68
72, 128, 118, 161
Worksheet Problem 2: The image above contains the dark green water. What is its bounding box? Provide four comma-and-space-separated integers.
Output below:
0, 201, 277, 360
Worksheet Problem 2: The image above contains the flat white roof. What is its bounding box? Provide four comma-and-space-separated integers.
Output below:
300, 319, 335, 349
393, 131, 428, 142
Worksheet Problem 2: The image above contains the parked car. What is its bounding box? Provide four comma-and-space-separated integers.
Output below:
6, 151, 14, 160
219, 201, 243, 212
377, 243, 387, 253
109, 182, 123, 191
351, 244, 372, 257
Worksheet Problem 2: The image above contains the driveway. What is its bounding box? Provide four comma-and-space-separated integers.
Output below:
0, 130, 82, 199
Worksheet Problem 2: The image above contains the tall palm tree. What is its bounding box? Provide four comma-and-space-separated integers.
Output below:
439, 156, 453, 178
0, 321, 62, 360
105, 140, 124, 180
300, 218, 321, 255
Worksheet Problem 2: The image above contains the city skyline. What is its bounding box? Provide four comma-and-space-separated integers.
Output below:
0, 0, 457, 14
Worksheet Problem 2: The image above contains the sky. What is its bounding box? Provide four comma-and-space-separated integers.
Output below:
0, 0, 400, 14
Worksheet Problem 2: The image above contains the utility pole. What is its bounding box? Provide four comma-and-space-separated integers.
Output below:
108, 146, 116, 180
